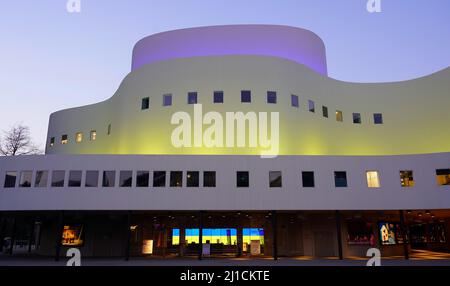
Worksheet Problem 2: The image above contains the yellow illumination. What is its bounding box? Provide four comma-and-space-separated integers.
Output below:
90, 130, 97, 141
75, 132, 83, 143
366, 171, 380, 188
336, 110, 343, 122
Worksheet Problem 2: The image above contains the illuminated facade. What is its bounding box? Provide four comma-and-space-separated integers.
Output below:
1, 25, 450, 260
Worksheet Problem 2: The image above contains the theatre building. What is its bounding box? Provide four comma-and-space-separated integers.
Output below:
1, 25, 450, 260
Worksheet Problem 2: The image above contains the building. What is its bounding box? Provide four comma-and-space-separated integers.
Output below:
1, 25, 450, 260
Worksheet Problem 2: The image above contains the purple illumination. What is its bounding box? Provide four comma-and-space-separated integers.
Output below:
131, 25, 328, 75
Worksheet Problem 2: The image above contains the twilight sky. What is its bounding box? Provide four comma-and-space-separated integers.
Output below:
0, 0, 449, 148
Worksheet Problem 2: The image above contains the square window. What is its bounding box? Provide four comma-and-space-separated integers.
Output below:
336, 110, 343, 122
308, 100, 315, 112
267, 91, 277, 104
90, 130, 96, 141
213, 91, 224, 103
61, 135, 68, 144
102, 171, 116, 187
75, 132, 83, 143
188, 92, 197, 104
170, 171, 183, 187
269, 171, 282, 187
302, 171, 315, 187
19, 171, 32, 188
119, 170, 133, 187
35, 171, 48, 188
4, 171, 17, 188
51, 170, 65, 187
68, 171, 82, 187
366, 171, 380, 188
153, 171, 166, 187
374, 113, 383, 124
322, 106, 328, 118
141, 97, 150, 110
241, 90, 251, 103
85, 171, 99, 187
50, 137, 55, 147
136, 171, 149, 187
163, 94, 172, 106
436, 169, 450, 186
203, 171, 216, 187
236, 171, 249, 187
400, 170, 414, 187
353, 113, 361, 124
334, 171, 348, 187
187, 171, 199, 187
291, 95, 299, 107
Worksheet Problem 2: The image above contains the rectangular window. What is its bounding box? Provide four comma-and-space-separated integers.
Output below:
236, 171, 249, 187
366, 171, 380, 188
35, 171, 48, 188
241, 90, 251, 103
203, 171, 216, 187
400, 170, 414, 187
107, 124, 111, 135
19, 171, 33, 187
188, 92, 197, 104
291, 95, 299, 107
50, 137, 55, 147
267, 91, 277, 104
153, 171, 166, 187
61, 134, 68, 144
90, 130, 96, 141
302, 171, 315, 187
353, 113, 361, 124
163, 94, 172, 106
336, 110, 343, 122
85, 171, 99, 187
334, 171, 348, 187
170, 171, 183, 187
436, 169, 450, 186
141, 97, 150, 110
322, 106, 328, 118
136, 171, 149, 187
75, 132, 83, 143
213, 91, 224, 103
269, 171, 282, 188
51, 170, 65, 187
68, 171, 82, 187
4, 171, 17, 188
102, 171, 116, 187
374, 113, 383, 124
119, 171, 133, 187
308, 100, 315, 112
187, 171, 199, 187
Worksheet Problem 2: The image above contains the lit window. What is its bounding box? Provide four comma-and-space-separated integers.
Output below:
61, 134, 68, 144
119, 171, 133, 187
4, 171, 17, 188
85, 171, 99, 187
322, 106, 328, 118
353, 113, 361, 124
50, 137, 55, 147
136, 171, 149, 187
187, 92, 197, 104
213, 91, 223, 103
291, 95, 299, 107
267, 91, 277, 104
302, 171, 315, 187
153, 171, 166, 187
374, 113, 383, 124
163, 94, 172, 106
102, 171, 116, 187
141, 97, 150, 110
90, 130, 96, 141
237, 171, 249, 187
241, 90, 251, 103
170, 171, 183, 187
308, 100, 315, 112
436, 169, 450, 186
75, 132, 83, 143
366, 171, 380, 188
269, 171, 282, 187
336, 110, 343, 122
51, 170, 65, 187
187, 171, 199, 187
35, 171, 48, 188
203, 171, 216, 187
334, 171, 347, 187
19, 171, 32, 188
400, 170, 414, 187
68, 171, 82, 187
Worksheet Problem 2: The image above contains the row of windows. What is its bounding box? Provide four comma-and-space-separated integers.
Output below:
3, 168, 449, 189
49, 124, 112, 146
140, 90, 384, 124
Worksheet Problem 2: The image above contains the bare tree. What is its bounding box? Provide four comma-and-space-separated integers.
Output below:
0, 124, 42, 156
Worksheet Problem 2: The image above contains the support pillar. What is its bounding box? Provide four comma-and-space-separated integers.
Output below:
271, 210, 278, 260
198, 211, 204, 260
179, 227, 186, 257
236, 225, 243, 257
27, 218, 35, 253
0, 215, 6, 252
399, 210, 409, 260
125, 211, 132, 261
55, 211, 64, 261
9, 217, 16, 256
335, 210, 343, 260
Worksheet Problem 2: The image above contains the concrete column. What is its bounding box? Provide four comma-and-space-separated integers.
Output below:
236, 225, 243, 257
0, 215, 5, 252
272, 210, 278, 260
179, 227, 186, 257
9, 217, 16, 256
198, 211, 204, 260
399, 210, 409, 260
54, 211, 64, 261
125, 211, 132, 261
335, 210, 343, 260
27, 218, 35, 253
